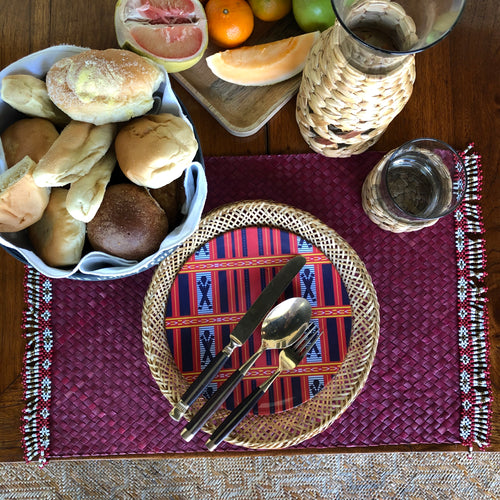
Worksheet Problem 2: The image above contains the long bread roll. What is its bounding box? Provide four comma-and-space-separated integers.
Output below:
33, 120, 116, 187
66, 150, 116, 222
0, 74, 69, 125
28, 188, 86, 267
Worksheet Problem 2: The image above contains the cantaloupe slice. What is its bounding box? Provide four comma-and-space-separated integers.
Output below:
206, 31, 320, 86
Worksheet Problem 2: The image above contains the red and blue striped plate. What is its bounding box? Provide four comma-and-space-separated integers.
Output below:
165, 227, 352, 415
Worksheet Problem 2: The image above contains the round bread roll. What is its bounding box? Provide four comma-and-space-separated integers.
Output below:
1, 118, 59, 167
46, 49, 165, 125
148, 177, 181, 226
114, 113, 198, 189
87, 183, 169, 261
28, 188, 86, 267
0, 156, 50, 232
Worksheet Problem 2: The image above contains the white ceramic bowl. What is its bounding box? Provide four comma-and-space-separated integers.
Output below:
0, 46, 207, 280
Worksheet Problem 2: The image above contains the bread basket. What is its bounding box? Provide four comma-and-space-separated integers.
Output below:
0, 46, 207, 280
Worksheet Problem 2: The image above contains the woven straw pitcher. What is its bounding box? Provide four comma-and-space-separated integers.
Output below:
296, 0, 466, 158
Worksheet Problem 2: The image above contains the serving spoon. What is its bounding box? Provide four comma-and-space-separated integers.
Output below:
180, 297, 312, 442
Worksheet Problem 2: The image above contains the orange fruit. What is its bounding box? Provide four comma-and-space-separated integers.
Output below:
206, 31, 320, 85
114, 0, 208, 73
205, 0, 255, 48
248, 0, 292, 22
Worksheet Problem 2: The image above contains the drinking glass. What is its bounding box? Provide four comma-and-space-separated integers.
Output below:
296, 0, 466, 157
361, 138, 467, 232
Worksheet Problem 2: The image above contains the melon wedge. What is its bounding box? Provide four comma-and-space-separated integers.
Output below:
115, 0, 208, 73
206, 31, 320, 86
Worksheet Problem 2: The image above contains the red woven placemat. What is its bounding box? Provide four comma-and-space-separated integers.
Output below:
21, 147, 491, 464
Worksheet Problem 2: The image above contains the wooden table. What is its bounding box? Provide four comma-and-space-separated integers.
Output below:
0, 1, 498, 461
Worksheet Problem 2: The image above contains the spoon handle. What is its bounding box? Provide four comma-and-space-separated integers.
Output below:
180, 347, 264, 441
180, 367, 247, 442
206, 370, 281, 451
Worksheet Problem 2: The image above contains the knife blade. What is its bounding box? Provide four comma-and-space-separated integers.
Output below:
169, 254, 306, 421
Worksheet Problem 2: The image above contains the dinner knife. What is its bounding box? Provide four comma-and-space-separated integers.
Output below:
169, 254, 306, 421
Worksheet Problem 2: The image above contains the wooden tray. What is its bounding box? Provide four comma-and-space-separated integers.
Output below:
172, 13, 303, 137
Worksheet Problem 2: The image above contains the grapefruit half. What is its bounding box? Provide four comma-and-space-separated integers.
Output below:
206, 31, 320, 86
115, 0, 209, 73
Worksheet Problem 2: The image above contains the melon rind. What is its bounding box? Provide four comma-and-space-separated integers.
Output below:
114, 0, 208, 73
206, 31, 320, 86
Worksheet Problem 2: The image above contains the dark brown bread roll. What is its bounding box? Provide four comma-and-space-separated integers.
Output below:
87, 183, 169, 261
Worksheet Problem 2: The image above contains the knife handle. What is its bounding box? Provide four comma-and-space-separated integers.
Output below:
206, 385, 265, 451
169, 347, 233, 421
180, 368, 246, 442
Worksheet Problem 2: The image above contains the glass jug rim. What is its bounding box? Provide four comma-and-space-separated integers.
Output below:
330, 0, 467, 56
383, 137, 467, 220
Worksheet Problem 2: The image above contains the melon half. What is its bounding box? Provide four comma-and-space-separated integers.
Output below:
206, 31, 320, 86
115, 0, 208, 73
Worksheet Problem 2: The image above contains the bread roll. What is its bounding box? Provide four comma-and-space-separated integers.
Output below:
0, 156, 50, 232
46, 49, 165, 125
66, 150, 116, 222
115, 113, 197, 189
0, 74, 69, 125
149, 177, 182, 226
28, 188, 86, 267
33, 120, 116, 187
87, 183, 168, 261
1, 118, 59, 167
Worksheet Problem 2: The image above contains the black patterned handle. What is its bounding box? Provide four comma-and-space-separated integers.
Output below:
206, 386, 265, 451
169, 349, 231, 421
180, 368, 246, 441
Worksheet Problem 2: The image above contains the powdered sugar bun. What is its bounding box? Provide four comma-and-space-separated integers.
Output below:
46, 49, 165, 125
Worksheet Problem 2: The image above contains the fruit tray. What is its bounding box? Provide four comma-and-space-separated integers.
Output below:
173, 13, 303, 137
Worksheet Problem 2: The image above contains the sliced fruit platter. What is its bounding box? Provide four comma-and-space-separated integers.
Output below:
115, 0, 335, 137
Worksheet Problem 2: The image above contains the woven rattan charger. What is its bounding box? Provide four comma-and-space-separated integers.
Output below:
142, 201, 380, 450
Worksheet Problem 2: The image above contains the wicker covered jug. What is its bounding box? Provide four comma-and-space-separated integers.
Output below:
296, 0, 466, 158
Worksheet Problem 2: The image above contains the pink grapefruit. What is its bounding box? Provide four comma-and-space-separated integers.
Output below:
115, 0, 208, 73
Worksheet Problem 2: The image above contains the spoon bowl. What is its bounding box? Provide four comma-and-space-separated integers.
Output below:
256, 297, 312, 353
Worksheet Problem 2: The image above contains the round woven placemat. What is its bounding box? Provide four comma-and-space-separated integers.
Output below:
142, 200, 380, 450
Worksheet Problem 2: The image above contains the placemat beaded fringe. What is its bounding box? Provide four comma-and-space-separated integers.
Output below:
21, 266, 53, 466
454, 144, 492, 450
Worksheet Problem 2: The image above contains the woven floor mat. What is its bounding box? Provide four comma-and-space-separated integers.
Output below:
1, 452, 499, 499
21, 149, 490, 464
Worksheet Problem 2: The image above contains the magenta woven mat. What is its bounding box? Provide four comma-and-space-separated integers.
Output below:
21, 146, 491, 464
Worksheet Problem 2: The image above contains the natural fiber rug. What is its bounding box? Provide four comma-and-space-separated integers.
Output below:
21, 146, 491, 465
1, 452, 499, 499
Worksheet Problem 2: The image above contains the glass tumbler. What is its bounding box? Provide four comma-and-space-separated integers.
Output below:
296, 0, 466, 158
361, 138, 467, 232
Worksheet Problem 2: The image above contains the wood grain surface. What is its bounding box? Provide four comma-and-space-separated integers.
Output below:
0, 0, 498, 461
